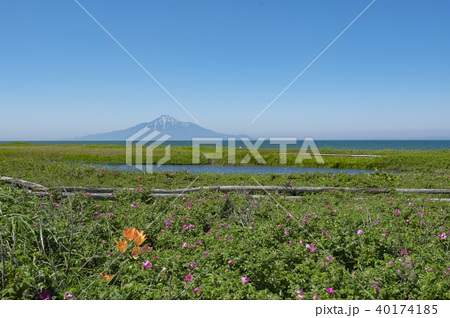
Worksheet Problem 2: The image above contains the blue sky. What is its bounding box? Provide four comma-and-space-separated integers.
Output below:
1, 0, 449, 140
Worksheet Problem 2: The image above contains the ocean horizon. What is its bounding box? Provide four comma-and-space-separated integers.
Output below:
1, 140, 450, 150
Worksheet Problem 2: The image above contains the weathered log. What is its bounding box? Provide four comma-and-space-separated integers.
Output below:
0, 176, 49, 191
396, 188, 450, 194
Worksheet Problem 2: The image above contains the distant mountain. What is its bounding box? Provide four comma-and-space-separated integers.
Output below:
73, 115, 252, 141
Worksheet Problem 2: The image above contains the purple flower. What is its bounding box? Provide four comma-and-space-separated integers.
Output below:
92, 216, 98, 220
301, 219, 308, 223
227, 237, 232, 242
142, 260, 152, 270
36, 289, 52, 300
374, 285, 381, 291
64, 292, 74, 299
183, 242, 189, 248
286, 212, 292, 218
438, 232, 447, 240
185, 274, 194, 283
294, 289, 304, 295
326, 287, 336, 294
395, 209, 400, 216
382, 232, 389, 237
310, 247, 317, 253
401, 250, 408, 255
241, 276, 250, 284
204, 251, 210, 256
387, 261, 393, 266
228, 260, 234, 265
193, 286, 201, 293
356, 230, 364, 235
327, 256, 333, 261
284, 230, 290, 235
313, 294, 319, 300
190, 263, 197, 270
35, 223, 40, 227
108, 212, 115, 218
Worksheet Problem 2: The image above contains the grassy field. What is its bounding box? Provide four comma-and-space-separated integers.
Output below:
0, 144, 449, 300
1, 143, 450, 173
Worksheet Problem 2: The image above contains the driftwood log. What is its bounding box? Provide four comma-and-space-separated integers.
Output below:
1, 176, 449, 200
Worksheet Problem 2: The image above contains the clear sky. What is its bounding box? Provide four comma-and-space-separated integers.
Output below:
1, 0, 449, 140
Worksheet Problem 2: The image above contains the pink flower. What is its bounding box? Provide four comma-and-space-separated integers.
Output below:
183, 243, 189, 248
35, 223, 40, 227
395, 209, 400, 216
387, 261, 393, 265
190, 263, 197, 270
286, 212, 292, 217
327, 256, 333, 261
401, 250, 408, 255
185, 274, 194, 283
241, 276, 250, 284
204, 251, 210, 256
52, 202, 58, 207
64, 292, 74, 299
438, 232, 447, 240
301, 219, 308, 223
326, 287, 336, 294
313, 294, 319, 300
228, 260, 234, 265
356, 230, 364, 235
142, 260, 152, 270
374, 285, 381, 291
294, 289, 304, 295
227, 237, 232, 242
193, 286, 200, 293
310, 247, 317, 253
284, 230, 290, 235
382, 232, 389, 237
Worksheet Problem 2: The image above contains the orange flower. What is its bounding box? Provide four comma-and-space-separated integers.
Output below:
100, 273, 114, 282
134, 230, 147, 246
123, 228, 139, 241
117, 239, 128, 253
132, 244, 149, 259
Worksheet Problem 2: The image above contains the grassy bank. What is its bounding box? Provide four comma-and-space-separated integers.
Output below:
1, 143, 449, 173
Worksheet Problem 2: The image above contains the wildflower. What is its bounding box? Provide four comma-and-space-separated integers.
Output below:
52, 202, 58, 207
123, 228, 139, 242
204, 251, 210, 256
134, 230, 147, 246
313, 294, 319, 300
117, 239, 128, 253
92, 216, 98, 220
301, 219, 308, 223
356, 230, 364, 235
193, 286, 201, 293
142, 260, 153, 270
295, 289, 304, 295
154, 255, 158, 260
286, 212, 292, 218
227, 237, 232, 242
36, 289, 52, 300
35, 223, 40, 227
405, 219, 410, 223
327, 256, 333, 261
241, 277, 250, 284
190, 263, 197, 270
298, 296, 304, 300
185, 274, 194, 283
326, 288, 336, 294
64, 292, 74, 299
228, 260, 234, 265
132, 244, 149, 259
438, 233, 447, 240
374, 285, 381, 291
310, 247, 317, 253
108, 213, 115, 218
387, 261, 393, 266
395, 209, 400, 216
284, 230, 290, 235
382, 232, 389, 237
39, 205, 45, 209
401, 250, 408, 255
100, 273, 114, 282
183, 242, 190, 248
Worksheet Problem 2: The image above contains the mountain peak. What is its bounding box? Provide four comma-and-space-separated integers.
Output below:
150, 115, 190, 130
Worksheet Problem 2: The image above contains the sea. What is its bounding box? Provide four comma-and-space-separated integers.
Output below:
1, 140, 450, 150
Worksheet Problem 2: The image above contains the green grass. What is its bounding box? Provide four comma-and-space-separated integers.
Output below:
0, 144, 449, 300
1, 143, 449, 172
